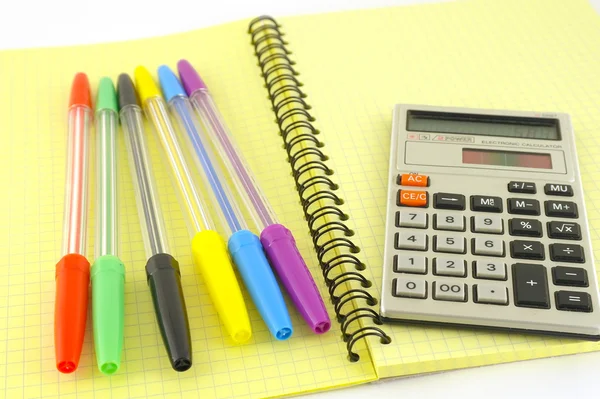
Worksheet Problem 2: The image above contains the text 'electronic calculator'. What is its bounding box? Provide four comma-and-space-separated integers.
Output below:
380, 104, 600, 339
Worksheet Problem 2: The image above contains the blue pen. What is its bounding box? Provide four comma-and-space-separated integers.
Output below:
158, 65, 293, 340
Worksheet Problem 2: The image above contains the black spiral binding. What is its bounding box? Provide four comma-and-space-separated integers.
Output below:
248, 16, 391, 362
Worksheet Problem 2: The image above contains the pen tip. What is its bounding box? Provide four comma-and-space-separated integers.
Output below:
69, 72, 91, 108
177, 59, 207, 94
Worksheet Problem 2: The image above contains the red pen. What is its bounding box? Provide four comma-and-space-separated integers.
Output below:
55, 73, 92, 373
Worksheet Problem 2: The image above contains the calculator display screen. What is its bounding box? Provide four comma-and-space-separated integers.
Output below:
407, 110, 560, 140
462, 148, 553, 169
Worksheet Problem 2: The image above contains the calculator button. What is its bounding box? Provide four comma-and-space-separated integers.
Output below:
398, 190, 428, 208
555, 291, 592, 312
394, 254, 427, 274
549, 243, 585, 263
434, 212, 465, 231
433, 257, 466, 277
544, 183, 573, 197
547, 221, 581, 240
552, 266, 588, 287
472, 237, 505, 257
433, 281, 467, 302
510, 240, 545, 260
471, 195, 503, 213
473, 260, 507, 280
433, 193, 465, 210
512, 263, 550, 309
472, 215, 503, 234
396, 211, 428, 229
393, 277, 427, 299
509, 218, 542, 237
434, 234, 466, 254
508, 198, 540, 215
399, 173, 429, 187
395, 231, 428, 251
474, 284, 508, 305
545, 200, 578, 218
508, 181, 536, 194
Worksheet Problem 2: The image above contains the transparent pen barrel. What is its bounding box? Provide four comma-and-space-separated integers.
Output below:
144, 96, 214, 236
62, 105, 92, 256
189, 90, 277, 230
169, 95, 246, 236
121, 106, 170, 257
95, 109, 119, 258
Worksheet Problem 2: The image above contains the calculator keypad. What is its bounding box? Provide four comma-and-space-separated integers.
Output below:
384, 172, 599, 338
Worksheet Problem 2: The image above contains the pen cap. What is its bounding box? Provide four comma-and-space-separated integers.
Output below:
158, 65, 186, 102
228, 230, 293, 340
91, 255, 125, 375
260, 224, 331, 334
96, 77, 118, 113
191, 230, 252, 344
69, 72, 92, 108
55, 253, 90, 373
177, 59, 208, 94
117, 74, 141, 108
146, 253, 192, 372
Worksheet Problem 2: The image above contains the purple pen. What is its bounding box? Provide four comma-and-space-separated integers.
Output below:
177, 59, 331, 334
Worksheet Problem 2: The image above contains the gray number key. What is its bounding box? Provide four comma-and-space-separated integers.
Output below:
395, 231, 428, 251
473, 237, 505, 257
396, 211, 428, 228
475, 283, 508, 305
393, 277, 427, 299
434, 234, 466, 253
472, 214, 503, 234
434, 212, 465, 231
474, 260, 507, 280
394, 255, 427, 274
434, 257, 466, 277
433, 281, 467, 301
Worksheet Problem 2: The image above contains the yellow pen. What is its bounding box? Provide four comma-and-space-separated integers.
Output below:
134, 66, 252, 344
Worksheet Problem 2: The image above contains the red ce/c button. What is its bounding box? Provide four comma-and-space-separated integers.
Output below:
398, 190, 428, 207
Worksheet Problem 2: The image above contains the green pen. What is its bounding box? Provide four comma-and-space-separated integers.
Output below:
91, 77, 125, 375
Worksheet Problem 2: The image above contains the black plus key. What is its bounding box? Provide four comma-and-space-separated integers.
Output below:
544, 183, 574, 197
509, 218, 542, 237
508, 198, 540, 215
555, 291, 592, 312
433, 193, 465, 210
508, 181, 536, 194
550, 243, 585, 263
552, 266, 588, 287
510, 240, 545, 260
547, 221, 581, 240
545, 201, 578, 218
471, 195, 503, 212
512, 263, 550, 309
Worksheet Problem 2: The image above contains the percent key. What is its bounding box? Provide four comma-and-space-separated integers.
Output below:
509, 218, 543, 237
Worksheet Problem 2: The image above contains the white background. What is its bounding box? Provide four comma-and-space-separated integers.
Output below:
3, 1, 600, 398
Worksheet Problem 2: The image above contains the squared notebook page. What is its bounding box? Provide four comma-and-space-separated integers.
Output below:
276, 0, 600, 379
0, 19, 377, 399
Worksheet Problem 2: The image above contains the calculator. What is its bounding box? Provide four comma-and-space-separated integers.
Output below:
380, 104, 600, 339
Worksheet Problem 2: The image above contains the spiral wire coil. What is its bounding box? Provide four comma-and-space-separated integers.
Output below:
248, 16, 391, 361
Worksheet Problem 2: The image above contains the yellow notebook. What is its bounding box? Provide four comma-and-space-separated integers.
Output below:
2, 0, 600, 398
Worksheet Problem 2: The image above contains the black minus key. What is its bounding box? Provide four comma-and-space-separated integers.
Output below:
555, 291, 592, 312
552, 266, 588, 287
550, 243, 585, 263
512, 263, 550, 309
508, 181, 536, 194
